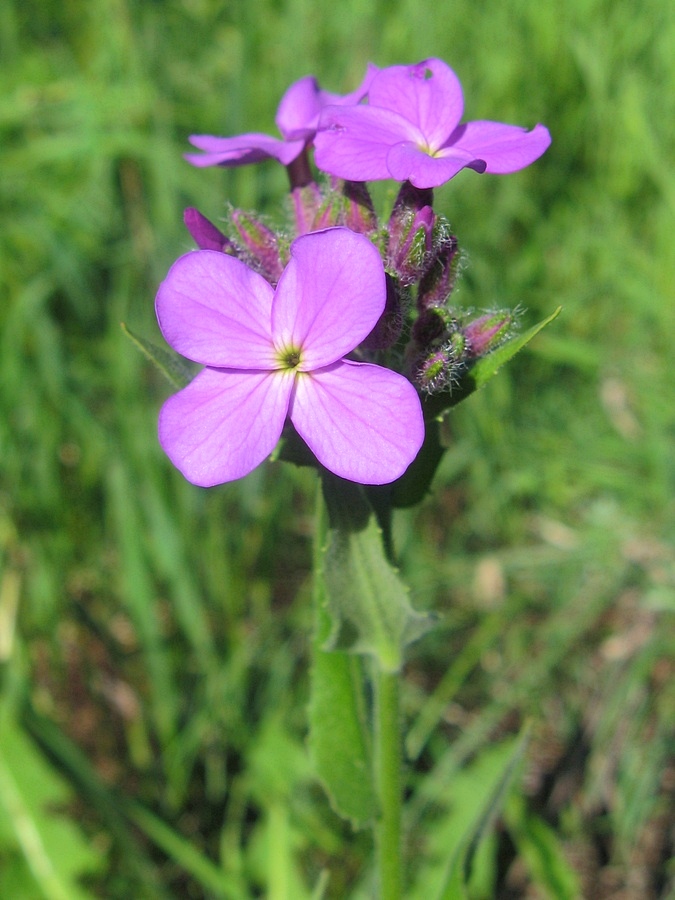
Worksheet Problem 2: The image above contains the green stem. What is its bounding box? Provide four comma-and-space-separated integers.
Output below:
375, 667, 403, 899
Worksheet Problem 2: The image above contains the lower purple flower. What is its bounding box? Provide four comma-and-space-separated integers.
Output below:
155, 227, 424, 486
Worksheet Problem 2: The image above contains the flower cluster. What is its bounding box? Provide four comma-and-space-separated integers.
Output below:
156, 59, 550, 487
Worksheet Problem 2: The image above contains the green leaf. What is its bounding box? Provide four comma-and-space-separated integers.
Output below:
0, 718, 102, 900
308, 486, 377, 826
422, 307, 562, 420
504, 795, 581, 900
121, 322, 197, 389
319, 475, 435, 672
408, 726, 531, 900
126, 802, 247, 899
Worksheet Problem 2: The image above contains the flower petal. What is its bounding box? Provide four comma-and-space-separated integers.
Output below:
368, 59, 464, 149
290, 360, 424, 484
276, 65, 378, 142
156, 250, 277, 368
387, 142, 482, 188
314, 105, 417, 181
185, 133, 304, 167
159, 367, 294, 486
447, 121, 551, 173
275, 76, 326, 141
272, 228, 386, 369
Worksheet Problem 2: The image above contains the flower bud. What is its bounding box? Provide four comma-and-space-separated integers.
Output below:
416, 232, 460, 310
231, 210, 285, 283
387, 204, 436, 285
340, 180, 378, 234
290, 183, 324, 235
183, 207, 236, 253
314, 179, 378, 234
387, 182, 437, 284
413, 347, 464, 394
463, 312, 513, 357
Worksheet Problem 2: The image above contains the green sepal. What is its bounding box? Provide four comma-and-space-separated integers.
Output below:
319, 475, 435, 672
121, 322, 197, 389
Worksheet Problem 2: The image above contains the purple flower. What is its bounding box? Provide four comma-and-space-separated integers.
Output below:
314, 58, 551, 188
185, 66, 378, 169
156, 228, 424, 486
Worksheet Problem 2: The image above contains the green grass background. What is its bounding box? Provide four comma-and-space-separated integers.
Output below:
1, 0, 673, 896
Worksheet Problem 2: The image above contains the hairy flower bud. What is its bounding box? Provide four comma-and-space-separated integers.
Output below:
387, 182, 437, 284
417, 232, 460, 310
290, 183, 324, 235
231, 210, 285, 283
314, 179, 378, 234
387, 204, 436, 285
340, 179, 378, 234
413, 346, 464, 394
463, 312, 513, 357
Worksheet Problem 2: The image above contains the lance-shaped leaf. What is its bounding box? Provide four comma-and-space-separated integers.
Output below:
308, 486, 376, 826
319, 475, 434, 672
121, 322, 197, 389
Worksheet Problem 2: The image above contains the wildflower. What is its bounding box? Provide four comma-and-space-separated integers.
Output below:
156, 228, 424, 486
314, 58, 551, 188
185, 66, 378, 170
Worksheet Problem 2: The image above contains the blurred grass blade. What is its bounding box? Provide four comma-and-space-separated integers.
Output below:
505, 794, 581, 899
127, 801, 248, 899
0, 718, 102, 900
23, 704, 169, 896
407, 726, 531, 899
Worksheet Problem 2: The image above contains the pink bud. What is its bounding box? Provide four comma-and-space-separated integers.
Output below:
463, 313, 513, 357
183, 208, 235, 253
231, 210, 284, 283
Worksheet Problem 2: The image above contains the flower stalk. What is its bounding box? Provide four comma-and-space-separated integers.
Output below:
375, 667, 403, 900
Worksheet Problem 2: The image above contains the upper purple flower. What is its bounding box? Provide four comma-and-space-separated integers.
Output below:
186, 66, 378, 169
313, 59, 551, 188
156, 228, 424, 486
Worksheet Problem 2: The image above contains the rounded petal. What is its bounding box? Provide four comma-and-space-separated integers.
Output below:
186, 133, 304, 167
276, 76, 324, 140
272, 228, 386, 369
290, 360, 424, 484
276, 66, 378, 141
447, 121, 551, 173
159, 367, 294, 486
314, 105, 417, 181
387, 141, 482, 188
368, 59, 464, 148
156, 250, 277, 368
